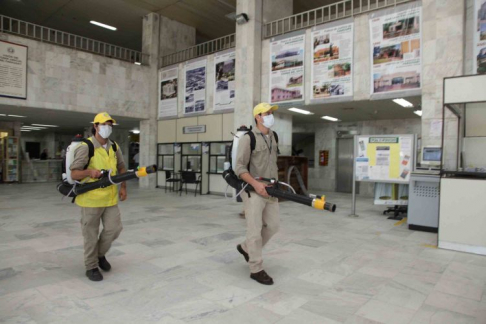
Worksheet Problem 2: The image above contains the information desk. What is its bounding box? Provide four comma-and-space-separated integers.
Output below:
439, 175, 486, 255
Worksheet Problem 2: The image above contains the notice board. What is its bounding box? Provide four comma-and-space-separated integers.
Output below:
354, 134, 415, 184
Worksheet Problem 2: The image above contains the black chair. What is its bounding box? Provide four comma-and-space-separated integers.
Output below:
180, 171, 201, 196
165, 170, 181, 193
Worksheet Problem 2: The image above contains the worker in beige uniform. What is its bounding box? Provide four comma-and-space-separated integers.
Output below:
70, 112, 127, 282
235, 102, 279, 285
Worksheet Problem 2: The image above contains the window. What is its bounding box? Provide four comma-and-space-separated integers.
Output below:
157, 144, 174, 171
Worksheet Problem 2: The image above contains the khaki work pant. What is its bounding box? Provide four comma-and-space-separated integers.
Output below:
80, 206, 123, 270
240, 191, 280, 273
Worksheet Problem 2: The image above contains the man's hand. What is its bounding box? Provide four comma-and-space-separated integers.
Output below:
253, 181, 270, 198
119, 186, 127, 201
88, 169, 102, 179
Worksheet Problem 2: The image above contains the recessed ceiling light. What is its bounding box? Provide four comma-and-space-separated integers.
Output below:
90, 21, 117, 31
134, 62, 141, 65
288, 108, 314, 115
8, 114, 26, 118
322, 116, 340, 122
131, 129, 140, 134
0, 114, 6, 116
392, 98, 414, 108
414, 110, 422, 117
31, 124, 59, 127
21, 130, 31, 132
21, 126, 46, 130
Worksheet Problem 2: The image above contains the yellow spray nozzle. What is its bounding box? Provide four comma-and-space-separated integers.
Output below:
136, 167, 148, 177
312, 195, 326, 210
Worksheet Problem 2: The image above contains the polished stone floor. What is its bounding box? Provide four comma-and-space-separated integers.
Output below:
0, 182, 485, 324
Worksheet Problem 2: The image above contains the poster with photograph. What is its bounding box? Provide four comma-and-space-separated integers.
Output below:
0, 40, 28, 99
474, 0, 486, 74
370, 4, 422, 94
184, 58, 207, 115
269, 33, 305, 104
311, 21, 353, 101
158, 66, 178, 119
214, 50, 235, 111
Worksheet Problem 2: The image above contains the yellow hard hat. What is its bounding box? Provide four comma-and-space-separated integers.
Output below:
92, 112, 117, 125
253, 102, 278, 117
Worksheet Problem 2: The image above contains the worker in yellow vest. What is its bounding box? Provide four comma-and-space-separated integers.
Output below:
71, 112, 127, 281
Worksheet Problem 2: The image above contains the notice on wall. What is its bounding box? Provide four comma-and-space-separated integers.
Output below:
370, 4, 422, 95
269, 32, 305, 104
355, 135, 414, 183
311, 20, 353, 102
158, 66, 178, 119
0, 40, 27, 99
214, 50, 235, 111
184, 58, 207, 115
474, 0, 486, 74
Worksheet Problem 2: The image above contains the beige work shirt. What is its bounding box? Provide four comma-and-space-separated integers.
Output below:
235, 128, 278, 180
70, 136, 125, 171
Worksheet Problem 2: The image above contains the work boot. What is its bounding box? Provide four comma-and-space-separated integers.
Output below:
98, 256, 111, 271
250, 270, 274, 285
86, 268, 103, 281
237, 244, 249, 262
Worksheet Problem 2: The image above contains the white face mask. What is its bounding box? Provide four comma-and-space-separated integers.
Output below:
262, 114, 275, 128
98, 125, 112, 139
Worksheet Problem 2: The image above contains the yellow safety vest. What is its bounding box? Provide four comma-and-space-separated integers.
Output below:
75, 138, 119, 208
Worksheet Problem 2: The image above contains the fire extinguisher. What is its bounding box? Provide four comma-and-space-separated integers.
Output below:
319, 150, 328, 166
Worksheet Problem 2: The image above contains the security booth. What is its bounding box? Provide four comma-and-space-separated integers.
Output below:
439, 74, 486, 255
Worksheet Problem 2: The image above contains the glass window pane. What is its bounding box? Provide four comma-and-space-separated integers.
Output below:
188, 156, 201, 172
210, 142, 231, 155
210, 156, 216, 172
157, 156, 164, 170
216, 156, 225, 172
158, 144, 174, 155
163, 156, 174, 170
182, 143, 201, 155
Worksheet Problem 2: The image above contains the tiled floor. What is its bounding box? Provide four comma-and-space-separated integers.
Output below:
0, 182, 485, 323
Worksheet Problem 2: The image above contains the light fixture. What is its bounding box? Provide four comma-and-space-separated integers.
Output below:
90, 21, 117, 31
8, 114, 26, 118
392, 98, 414, 108
134, 62, 141, 65
31, 124, 59, 127
21, 130, 31, 132
322, 116, 340, 122
0, 114, 6, 116
235, 13, 249, 25
288, 108, 314, 115
414, 110, 422, 117
131, 129, 140, 134
21, 126, 46, 130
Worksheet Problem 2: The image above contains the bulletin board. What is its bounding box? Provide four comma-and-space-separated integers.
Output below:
354, 134, 415, 184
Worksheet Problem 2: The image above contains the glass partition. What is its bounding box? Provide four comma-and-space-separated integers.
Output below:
209, 142, 231, 174
157, 143, 175, 171
181, 143, 202, 172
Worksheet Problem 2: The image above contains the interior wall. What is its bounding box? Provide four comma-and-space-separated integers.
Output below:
293, 118, 422, 196
0, 121, 21, 137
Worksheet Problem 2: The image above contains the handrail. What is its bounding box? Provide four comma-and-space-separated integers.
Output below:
263, 0, 415, 38
160, 33, 235, 68
0, 15, 148, 65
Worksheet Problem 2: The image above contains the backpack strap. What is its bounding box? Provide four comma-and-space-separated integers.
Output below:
246, 131, 256, 152
272, 131, 280, 154
111, 141, 118, 153
81, 138, 94, 170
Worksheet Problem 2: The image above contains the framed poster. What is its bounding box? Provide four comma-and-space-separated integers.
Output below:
474, 0, 486, 74
184, 58, 207, 115
158, 66, 178, 119
0, 40, 28, 99
269, 31, 305, 104
214, 50, 235, 111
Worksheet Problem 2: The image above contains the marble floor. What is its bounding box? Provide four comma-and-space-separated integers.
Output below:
0, 182, 485, 324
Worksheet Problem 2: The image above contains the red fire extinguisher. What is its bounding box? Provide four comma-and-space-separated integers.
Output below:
319, 150, 329, 166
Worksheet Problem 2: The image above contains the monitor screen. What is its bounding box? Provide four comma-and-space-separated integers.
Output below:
423, 147, 442, 162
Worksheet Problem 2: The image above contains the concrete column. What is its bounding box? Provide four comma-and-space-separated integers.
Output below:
421, 0, 465, 150
234, 0, 293, 128
140, 13, 160, 189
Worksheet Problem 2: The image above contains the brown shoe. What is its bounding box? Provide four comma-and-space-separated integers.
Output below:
250, 270, 274, 285
237, 244, 249, 262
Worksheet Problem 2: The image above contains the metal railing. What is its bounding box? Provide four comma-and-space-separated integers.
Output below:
160, 33, 235, 68
0, 15, 148, 65
264, 0, 414, 38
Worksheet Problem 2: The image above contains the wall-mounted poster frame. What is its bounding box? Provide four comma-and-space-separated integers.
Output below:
214, 49, 235, 111
473, 0, 486, 74
184, 58, 207, 115
158, 65, 178, 119
0, 40, 28, 100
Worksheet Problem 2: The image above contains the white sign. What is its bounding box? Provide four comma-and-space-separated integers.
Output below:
158, 66, 178, 119
474, 0, 486, 74
0, 40, 28, 99
269, 33, 305, 104
183, 125, 206, 134
184, 58, 207, 115
214, 50, 235, 111
370, 4, 422, 95
311, 22, 353, 101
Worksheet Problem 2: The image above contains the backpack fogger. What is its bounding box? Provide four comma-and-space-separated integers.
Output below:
222, 126, 336, 212
56, 135, 156, 201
